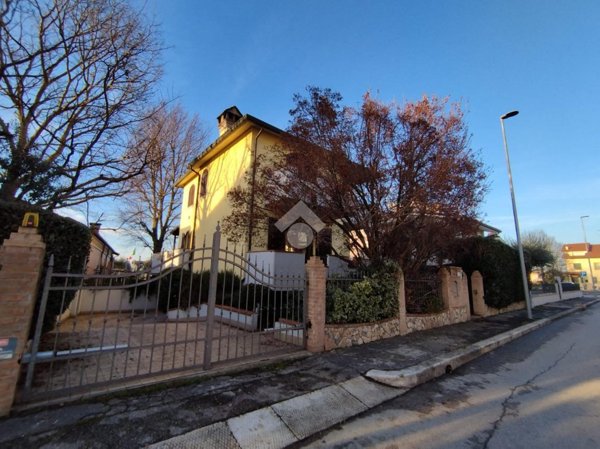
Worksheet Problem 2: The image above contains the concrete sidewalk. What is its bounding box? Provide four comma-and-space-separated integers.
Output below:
1, 296, 597, 449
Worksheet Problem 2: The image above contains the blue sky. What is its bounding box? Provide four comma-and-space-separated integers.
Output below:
79, 0, 600, 257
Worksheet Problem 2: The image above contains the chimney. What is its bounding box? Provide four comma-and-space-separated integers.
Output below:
90, 222, 101, 234
217, 106, 242, 136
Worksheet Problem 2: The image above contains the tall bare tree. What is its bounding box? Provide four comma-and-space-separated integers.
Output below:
225, 87, 488, 276
0, 0, 162, 208
120, 103, 208, 253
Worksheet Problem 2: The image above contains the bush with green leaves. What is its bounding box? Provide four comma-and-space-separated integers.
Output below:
561, 282, 580, 292
239, 284, 304, 330
326, 264, 398, 324
404, 269, 444, 314
0, 200, 91, 335
131, 268, 303, 330
130, 269, 243, 313
452, 236, 527, 309
406, 287, 445, 314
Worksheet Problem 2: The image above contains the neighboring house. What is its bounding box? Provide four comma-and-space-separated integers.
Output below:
478, 222, 501, 237
561, 243, 599, 291
86, 223, 118, 274
175, 107, 348, 273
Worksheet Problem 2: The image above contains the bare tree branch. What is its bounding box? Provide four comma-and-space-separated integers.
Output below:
119, 103, 208, 253
0, 0, 163, 208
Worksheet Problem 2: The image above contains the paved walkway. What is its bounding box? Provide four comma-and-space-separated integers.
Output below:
30, 313, 296, 397
1, 296, 597, 449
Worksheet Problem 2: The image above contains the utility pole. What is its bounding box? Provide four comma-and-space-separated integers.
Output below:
500, 111, 533, 319
580, 215, 595, 291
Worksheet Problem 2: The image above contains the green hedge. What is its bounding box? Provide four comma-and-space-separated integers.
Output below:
0, 200, 91, 335
452, 236, 527, 309
131, 269, 303, 330
326, 264, 398, 324
241, 284, 304, 330
405, 281, 445, 314
132, 270, 243, 313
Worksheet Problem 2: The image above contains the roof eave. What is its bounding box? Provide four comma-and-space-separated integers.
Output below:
176, 115, 284, 188
92, 233, 119, 256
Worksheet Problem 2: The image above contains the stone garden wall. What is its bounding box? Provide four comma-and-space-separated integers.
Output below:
324, 317, 404, 350
406, 306, 470, 333
322, 266, 471, 351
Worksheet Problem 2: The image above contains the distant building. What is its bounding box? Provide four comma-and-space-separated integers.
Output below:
561, 243, 599, 291
87, 223, 118, 274
478, 222, 501, 238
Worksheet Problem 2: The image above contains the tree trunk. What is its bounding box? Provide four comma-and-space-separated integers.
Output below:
0, 177, 19, 201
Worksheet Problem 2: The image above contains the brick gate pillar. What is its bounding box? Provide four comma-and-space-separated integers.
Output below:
471, 270, 487, 316
305, 256, 327, 352
0, 226, 46, 416
439, 266, 470, 320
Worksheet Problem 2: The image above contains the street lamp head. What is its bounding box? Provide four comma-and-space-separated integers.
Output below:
501, 110, 519, 120
581, 215, 589, 219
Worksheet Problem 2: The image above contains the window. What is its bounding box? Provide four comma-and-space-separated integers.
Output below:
187, 185, 195, 207
181, 231, 191, 249
573, 263, 582, 270
200, 170, 208, 197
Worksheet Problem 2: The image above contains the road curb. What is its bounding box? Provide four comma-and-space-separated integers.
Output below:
366, 298, 600, 389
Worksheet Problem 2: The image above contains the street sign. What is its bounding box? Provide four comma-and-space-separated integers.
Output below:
581, 271, 587, 277
0, 337, 17, 360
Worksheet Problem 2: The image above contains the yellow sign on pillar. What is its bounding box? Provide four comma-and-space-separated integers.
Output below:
22, 212, 39, 228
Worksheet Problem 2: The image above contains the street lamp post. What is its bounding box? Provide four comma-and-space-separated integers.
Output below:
500, 111, 533, 320
580, 215, 595, 291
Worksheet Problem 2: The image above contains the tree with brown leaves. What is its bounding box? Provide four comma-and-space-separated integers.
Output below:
225, 87, 488, 277
0, 0, 162, 208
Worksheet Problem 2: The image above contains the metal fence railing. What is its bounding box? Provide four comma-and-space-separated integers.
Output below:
326, 270, 365, 301
561, 282, 581, 292
404, 276, 443, 314
531, 283, 558, 295
19, 227, 306, 405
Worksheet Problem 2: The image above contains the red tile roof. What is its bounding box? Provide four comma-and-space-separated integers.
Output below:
562, 243, 600, 259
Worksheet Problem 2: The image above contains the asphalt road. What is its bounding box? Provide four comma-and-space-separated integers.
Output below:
301, 302, 600, 449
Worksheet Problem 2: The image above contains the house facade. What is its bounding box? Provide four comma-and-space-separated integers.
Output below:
561, 243, 599, 291
86, 223, 118, 274
176, 107, 348, 272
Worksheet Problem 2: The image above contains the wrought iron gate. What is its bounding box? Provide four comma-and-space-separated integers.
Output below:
19, 227, 306, 403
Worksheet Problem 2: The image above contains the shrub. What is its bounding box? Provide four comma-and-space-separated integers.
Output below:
452, 236, 527, 309
561, 282, 580, 292
152, 269, 207, 313
531, 283, 557, 294
326, 264, 398, 324
129, 268, 303, 330
130, 269, 243, 313
404, 269, 444, 314
240, 284, 304, 330
420, 291, 445, 314
405, 284, 444, 314
0, 200, 91, 335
